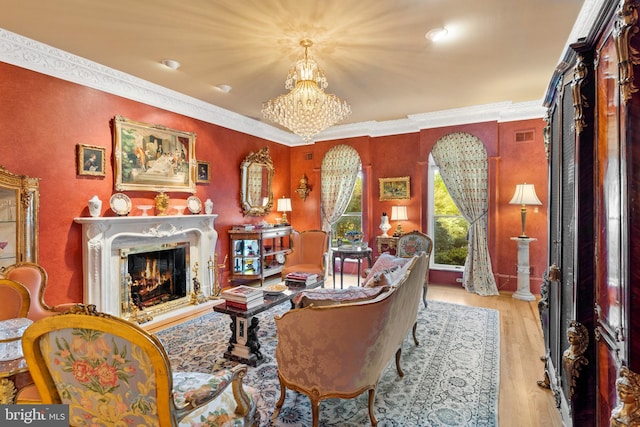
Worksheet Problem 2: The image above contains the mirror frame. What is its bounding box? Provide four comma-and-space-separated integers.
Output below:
0, 165, 39, 269
240, 147, 274, 216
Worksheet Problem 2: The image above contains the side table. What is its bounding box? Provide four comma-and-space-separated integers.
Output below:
376, 236, 399, 254
511, 237, 537, 301
332, 246, 373, 288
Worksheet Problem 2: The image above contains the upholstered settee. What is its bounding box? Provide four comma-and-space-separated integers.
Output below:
274, 253, 428, 426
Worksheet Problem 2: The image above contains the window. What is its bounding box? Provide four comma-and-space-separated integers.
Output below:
331, 170, 362, 245
428, 156, 469, 268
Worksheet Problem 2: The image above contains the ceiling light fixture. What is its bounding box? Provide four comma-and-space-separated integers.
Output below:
426, 27, 449, 42
161, 59, 181, 70
262, 39, 351, 143
215, 84, 232, 93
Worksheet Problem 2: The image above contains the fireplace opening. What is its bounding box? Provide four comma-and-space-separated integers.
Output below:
124, 243, 189, 312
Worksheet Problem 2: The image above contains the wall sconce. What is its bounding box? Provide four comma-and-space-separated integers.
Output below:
509, 183, 542, 238
391, 206, 408, 237
277, 196, 292, 225
295, 174, 311, 201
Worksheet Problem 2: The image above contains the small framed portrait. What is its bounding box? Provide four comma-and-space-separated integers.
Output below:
197, 161, 210, 183
77, 144, 106, 177
379, 176, 410, 201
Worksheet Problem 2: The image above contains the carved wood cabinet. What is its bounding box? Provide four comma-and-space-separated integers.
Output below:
541, 1, 640, 425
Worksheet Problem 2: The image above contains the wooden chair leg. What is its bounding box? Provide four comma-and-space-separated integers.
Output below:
276, 374, 287, 408
368, 388, 378, 426
311, 398, 321, 427
423, 286, 428, 308
412, 321, 419, 346
395, 347, 404, 377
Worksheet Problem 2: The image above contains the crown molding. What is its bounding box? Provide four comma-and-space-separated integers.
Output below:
1, 28, 544, 147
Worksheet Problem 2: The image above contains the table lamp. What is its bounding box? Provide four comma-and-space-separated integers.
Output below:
391, 206, 408, 237
509, 183, 542, 238
277, 197, 292, 225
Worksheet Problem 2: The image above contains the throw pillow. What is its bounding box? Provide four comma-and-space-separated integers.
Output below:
293, 286, 389, 308
362, 253, 410, 287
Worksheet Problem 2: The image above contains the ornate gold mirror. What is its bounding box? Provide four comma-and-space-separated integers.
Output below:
240, 147, 274, 216
0, 165, 39, 269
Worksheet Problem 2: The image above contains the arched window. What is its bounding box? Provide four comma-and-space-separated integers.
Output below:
320, 145, 362, 244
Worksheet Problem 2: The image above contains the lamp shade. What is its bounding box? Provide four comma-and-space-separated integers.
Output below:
390, 206, 408, 221
509, 184, 542, 206
277, 198, 292, 213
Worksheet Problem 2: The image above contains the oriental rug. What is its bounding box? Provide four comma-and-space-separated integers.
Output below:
157, 300, 500, 427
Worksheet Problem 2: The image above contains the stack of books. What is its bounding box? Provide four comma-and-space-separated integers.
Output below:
285, 272, 319, 287
221, 285, 264, 310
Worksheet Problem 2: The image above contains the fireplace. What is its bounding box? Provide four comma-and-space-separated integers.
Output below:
74, 214, 218, 324
123, 242, 189, 317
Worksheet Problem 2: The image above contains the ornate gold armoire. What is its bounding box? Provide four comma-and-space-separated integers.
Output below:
541, 0, 640, 425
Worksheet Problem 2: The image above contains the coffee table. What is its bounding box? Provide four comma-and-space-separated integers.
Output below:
213, 279, 324, 366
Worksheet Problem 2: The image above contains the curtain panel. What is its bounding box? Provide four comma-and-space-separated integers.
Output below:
431, 132, 499, 296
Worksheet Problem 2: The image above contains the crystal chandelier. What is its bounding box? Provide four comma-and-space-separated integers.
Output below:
262, 39, 351, 143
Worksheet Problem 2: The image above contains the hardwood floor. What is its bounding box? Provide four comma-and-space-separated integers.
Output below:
426, 283, 563, 427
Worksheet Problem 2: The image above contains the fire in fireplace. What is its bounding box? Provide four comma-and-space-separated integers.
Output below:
123, 242, 189, 314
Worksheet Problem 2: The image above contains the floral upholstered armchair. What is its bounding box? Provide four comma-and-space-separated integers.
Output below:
21, 304, 259, 426
397, 231, 433, 308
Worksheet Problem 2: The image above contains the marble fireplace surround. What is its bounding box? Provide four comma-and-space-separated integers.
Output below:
74, 214, 218, 323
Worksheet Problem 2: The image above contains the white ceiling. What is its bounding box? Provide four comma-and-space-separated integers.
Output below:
0, 0, 587, 140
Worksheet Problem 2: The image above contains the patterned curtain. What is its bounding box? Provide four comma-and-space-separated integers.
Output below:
320, 144, 361, 235
431, 132, 499, 296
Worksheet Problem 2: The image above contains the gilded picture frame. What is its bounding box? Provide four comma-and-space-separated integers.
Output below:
77, 144, 106, 177
197, 161, 210, 183
113, 116, 196, 193
379, 176, 410, 201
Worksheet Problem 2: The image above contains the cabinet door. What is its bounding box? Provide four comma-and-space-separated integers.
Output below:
594, 28, 626, 426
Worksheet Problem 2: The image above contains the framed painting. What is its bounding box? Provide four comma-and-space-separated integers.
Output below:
77, 144, 106, 177
197, 161, 210, 183
113, 116, 196, 193
379, 176, 410, 201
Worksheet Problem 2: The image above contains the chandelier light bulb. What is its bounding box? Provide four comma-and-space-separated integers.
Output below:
262, 39, 351, 142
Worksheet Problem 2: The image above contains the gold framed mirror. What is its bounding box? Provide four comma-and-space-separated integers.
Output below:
240, 147, 273, 216
0, 165, 40, 269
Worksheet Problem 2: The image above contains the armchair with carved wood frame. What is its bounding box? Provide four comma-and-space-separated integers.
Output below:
396, 231, 433, 308
281, 230, 328, 280
2, 262, 75, 321
21, 304, 259, 426
0, 279, 30, 320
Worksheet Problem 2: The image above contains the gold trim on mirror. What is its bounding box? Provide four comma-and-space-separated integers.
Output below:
0, 165, 39, 269
240, 147, 274, 216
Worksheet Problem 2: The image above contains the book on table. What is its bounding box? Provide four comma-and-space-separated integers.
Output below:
224, 298, 264, 310
285, 272, 318, 286
221, 285, 264, 303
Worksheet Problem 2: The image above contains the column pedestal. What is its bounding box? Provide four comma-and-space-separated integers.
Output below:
511, 237, 536, 301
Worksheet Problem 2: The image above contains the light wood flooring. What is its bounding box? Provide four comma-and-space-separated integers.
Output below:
158, 274, 564, 426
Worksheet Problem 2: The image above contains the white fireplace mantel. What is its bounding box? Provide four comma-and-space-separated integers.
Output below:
74, 214, 218, 317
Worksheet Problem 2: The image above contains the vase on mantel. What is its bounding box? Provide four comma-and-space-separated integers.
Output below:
88, 195, 102, 218
205, 198, 213, 214
379, 212, 391, 237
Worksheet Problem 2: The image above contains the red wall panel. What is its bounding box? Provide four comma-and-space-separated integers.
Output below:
1, 60, 548, 300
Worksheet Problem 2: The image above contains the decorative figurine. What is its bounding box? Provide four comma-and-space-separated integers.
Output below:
379, 211, 391, 237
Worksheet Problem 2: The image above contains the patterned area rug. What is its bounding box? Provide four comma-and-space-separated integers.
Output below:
156, 300, 500, 426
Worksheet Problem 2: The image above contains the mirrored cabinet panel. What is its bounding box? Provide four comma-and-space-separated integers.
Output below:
0, 166, 39, 269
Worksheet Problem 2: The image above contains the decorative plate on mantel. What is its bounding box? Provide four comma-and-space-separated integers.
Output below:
109, 193, 131, 216
187, 196, 202, 214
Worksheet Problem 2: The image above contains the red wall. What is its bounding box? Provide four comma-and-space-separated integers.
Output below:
1, 60, 548, 302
